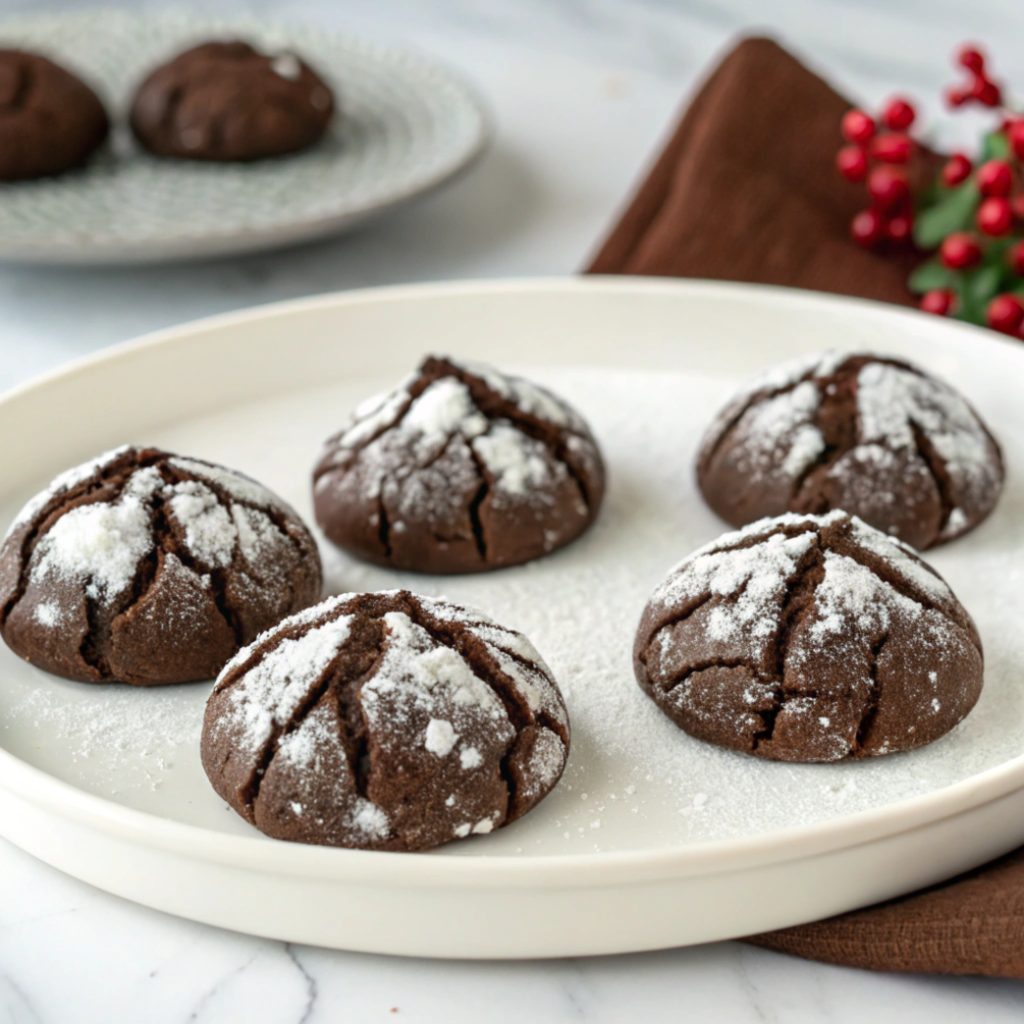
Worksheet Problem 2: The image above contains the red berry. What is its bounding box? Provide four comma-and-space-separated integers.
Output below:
977, 160, 1013, 197
942, 153, 973, 187
836, 145, 869, 182
871, 133, 912, 164
867, 166, 909, 211
920, 289, 956, 316
842, 109, 875, 145
986, 293, 1024, 334
973, 79, 1002, 107
978, 196, 1014, 236
1008, 241, 1024, 276
940, 232, 982, 269
882, 97, 916, 131
886, 215, 913, 243
958, 46, 986, 73
1009, 121, 1024, 161
851, 208, 884, 248
946, 86, 968, 108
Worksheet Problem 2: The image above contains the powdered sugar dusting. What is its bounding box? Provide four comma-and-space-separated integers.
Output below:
726, 380, 823, 484
364, 611, 506, 721
222, 614, 353, 756
472, 422, 556, 500
854, 361, 1000, 539
424, 718, 459, 757
167, 480, 235, 568
169, 456, 293, 513
30, 465, 161, 604
653, 530, 814, 649
808, 551, 921, 642
5, 445, 130, 541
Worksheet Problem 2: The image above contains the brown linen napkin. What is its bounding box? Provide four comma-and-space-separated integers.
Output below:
585, 36, 1024, 979
586, 37, 926, 304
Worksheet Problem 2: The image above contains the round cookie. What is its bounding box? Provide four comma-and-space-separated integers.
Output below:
130, 41, 334, 161
313, 355, 606, 574
201, 590, 569, 851
697, 351, 1003, 550
633, 510, 983, 763
0, 446, 322, 686
0, 50, 109, 181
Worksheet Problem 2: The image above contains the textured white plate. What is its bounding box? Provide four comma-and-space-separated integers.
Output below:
0, 11, 489, 264
1, 278, 1023, 958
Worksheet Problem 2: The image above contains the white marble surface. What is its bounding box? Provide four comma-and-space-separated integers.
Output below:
1, 0, 1024, 1019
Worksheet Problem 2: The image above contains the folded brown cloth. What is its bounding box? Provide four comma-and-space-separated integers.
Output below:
585, 36, 1024, 980
586, 37, 927, 305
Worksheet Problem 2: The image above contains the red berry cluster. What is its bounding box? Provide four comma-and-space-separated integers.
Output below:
837, 43, 1024, 337
837, 98, 916, 247
946, 46, 1002, 108
918, 49, 1024, 335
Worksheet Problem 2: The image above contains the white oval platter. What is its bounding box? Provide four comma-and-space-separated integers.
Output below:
0, 11, 489, 264
0, 277, 1022, 958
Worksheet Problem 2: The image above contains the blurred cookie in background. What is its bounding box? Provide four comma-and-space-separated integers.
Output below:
0, 49, 109, 180
130, 40, 335, 162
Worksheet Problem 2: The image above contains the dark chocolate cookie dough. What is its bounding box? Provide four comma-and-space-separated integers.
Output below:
130, 41, 334, 161
313, 356, 606, 574
697, 351, 1003, 550
0, 50, 109, 180
0, 446, 322, 686
202, 590, 570, 851
634, 511, 983, 763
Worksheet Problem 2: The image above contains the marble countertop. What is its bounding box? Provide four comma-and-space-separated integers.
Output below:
2, 0, 1024, 1020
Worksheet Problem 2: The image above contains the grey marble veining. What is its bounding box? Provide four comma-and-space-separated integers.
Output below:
0, 1, 1023, 1020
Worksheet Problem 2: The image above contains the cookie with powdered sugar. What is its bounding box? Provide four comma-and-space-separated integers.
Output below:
312, 355, 606, 573
201, 590, 569, 851
697, 351, 1003, 550
634, 511, 983, 763
0, 446, 322, 686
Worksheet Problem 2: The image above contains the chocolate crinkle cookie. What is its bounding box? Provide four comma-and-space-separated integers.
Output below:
634, 510, 983, 763
130, 41, 334, 161
201, 590, 569, 851
313, 356, 606, 574
0, 50, 109, 181
697, 351, 1003, 550
0, 446, 322, 686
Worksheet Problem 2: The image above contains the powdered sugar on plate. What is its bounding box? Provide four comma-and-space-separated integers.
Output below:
1, 367, 1023, 853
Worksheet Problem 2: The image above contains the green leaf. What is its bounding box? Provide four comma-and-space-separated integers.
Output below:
967, 263, 1004, 305
908, 258, 958, 294
981, 130, 1010, 162
913, 183, 980, 250
951, 264, 1007, 326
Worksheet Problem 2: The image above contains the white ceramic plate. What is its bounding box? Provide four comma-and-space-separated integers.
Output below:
0, 11, 489, 264
1, 278, 1023, 959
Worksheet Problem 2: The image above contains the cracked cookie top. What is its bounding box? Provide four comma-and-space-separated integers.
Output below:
130, 41, 334, 162
312, 356, 606, 573
633, 511, 983, 763
0, 446, 322, 686
201, 589, 570, 851
697, 351, 1003, 550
